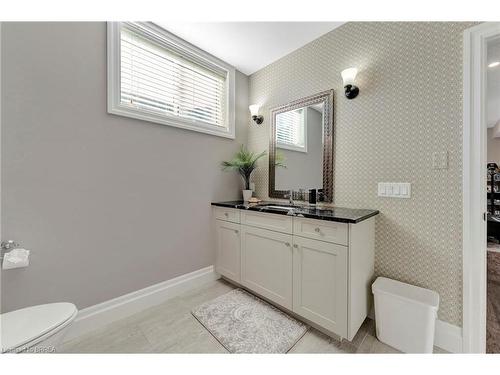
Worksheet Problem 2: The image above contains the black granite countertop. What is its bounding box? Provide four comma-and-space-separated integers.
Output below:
212, 201, 379, 224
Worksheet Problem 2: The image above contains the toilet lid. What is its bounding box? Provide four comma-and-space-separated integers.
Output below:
1, 302, 77, 352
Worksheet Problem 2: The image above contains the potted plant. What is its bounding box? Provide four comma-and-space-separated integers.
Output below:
221, 145, 266, 201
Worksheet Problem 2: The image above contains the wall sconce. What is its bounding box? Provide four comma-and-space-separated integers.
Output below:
249, 104, 264, 125
341, 68, 359, 99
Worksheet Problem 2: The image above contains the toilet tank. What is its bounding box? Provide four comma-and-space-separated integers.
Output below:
372, 277, 439, 353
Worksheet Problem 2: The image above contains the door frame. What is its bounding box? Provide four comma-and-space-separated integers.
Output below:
462, 22, 500, 353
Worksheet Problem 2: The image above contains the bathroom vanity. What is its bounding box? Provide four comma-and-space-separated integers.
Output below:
212, 201, 379, 341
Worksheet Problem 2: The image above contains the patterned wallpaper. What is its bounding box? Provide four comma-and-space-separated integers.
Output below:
248, 22, 476, 326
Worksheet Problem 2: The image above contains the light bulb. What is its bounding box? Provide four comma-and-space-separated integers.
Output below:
249, 104, 260, 117
341, 68, 358, 86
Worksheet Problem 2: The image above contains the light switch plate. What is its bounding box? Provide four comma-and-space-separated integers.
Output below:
378, 183, 411, 198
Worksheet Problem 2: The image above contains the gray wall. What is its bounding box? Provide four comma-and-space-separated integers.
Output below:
1, 22, 249, 312
275, 108, 323, 191
488, 128, 500, 165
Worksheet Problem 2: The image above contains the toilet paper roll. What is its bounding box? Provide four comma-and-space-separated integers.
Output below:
2, 248, 30, 270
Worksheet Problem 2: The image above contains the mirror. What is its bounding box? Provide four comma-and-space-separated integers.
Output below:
269, 90, 334, 202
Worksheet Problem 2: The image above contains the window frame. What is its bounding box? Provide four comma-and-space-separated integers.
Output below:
107, 22, 236, 139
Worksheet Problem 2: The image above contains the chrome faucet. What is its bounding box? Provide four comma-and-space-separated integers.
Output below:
285, 190, 294, 205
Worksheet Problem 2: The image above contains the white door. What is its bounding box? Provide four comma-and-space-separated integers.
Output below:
215, 220, 241, 283
240, 225, 293, 309
293, 236, 348, 337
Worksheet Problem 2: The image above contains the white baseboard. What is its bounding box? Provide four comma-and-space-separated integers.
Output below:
63, 265, 219, 343
434, 319, 463, 353
367, 307, 462, 353
64, 266, 463, 353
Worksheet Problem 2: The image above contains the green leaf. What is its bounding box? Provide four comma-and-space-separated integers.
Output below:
221, 145, 267, 189
275, 150, 287, 168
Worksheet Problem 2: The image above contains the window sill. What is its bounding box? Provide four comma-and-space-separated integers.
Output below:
277, 143, 307, 153
108, 103, 236, 139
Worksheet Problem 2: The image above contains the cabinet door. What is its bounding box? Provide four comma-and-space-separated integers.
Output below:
240, 225, 293, 309
293, 236, 348, 338
215, 220, 241, 283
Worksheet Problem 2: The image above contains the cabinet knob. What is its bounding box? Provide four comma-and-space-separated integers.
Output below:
224, 212, 229, 217
293, 244, 298, 248
284, 242, 291, 247
314, 227, 321, 233
234, 230, 239, 234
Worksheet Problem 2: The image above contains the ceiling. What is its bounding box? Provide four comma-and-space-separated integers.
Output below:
156, 22, 344, 76
487, 38, 500, 128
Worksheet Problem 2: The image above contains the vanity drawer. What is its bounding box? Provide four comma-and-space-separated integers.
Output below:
213, 207, 240, 223
293, 217, 348, 245
241, 210, 293, 234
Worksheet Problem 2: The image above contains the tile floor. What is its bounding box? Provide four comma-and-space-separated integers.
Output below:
60, 279, 446, 354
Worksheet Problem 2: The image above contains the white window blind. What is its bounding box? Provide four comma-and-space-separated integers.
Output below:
276, 108, 306, 152
119, 25, 227, 129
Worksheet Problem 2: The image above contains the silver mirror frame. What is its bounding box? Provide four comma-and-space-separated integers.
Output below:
269, 89, 334, 202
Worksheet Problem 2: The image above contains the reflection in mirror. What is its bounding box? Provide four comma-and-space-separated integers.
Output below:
275, 104, 324, 191
269, 90, 334, 202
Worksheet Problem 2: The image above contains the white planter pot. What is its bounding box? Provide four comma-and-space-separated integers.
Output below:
242, 190, 253, 201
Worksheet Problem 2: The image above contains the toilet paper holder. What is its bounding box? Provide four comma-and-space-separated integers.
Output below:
1, 240, 21, 260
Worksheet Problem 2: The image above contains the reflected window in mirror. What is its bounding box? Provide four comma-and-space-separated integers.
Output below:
269, 90, 334, 202
275, 105, 324, 191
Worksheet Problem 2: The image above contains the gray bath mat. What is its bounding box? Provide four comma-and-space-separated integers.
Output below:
191, 288, 308, 353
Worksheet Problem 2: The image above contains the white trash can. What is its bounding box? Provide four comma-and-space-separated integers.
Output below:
372, 277, 439, 353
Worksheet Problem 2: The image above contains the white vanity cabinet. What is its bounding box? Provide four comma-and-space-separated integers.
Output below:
215, 220, 241, 283
240, 225, 293, 310
292, 235, 348, 337
213, 206, 376, 341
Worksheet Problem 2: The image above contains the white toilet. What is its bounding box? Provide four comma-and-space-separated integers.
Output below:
1, 302, 78, 353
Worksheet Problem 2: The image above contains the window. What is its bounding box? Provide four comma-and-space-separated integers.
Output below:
107, 22, 235, 138
276, 108, 307, 152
